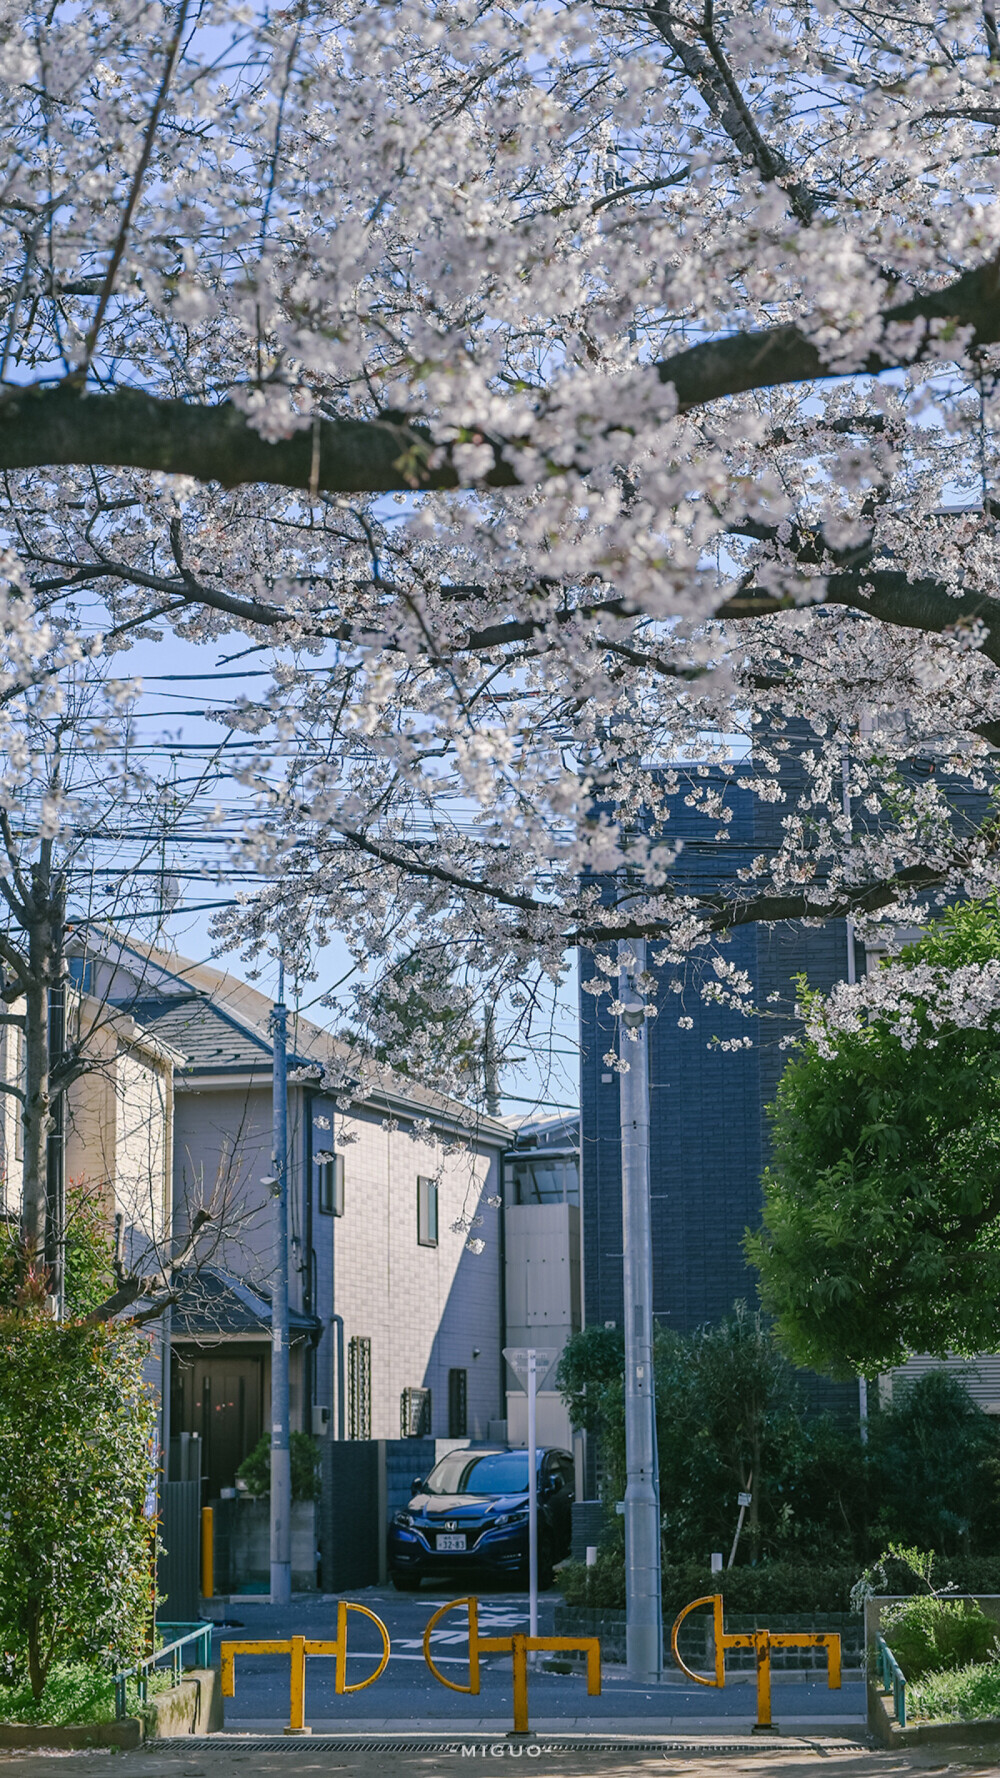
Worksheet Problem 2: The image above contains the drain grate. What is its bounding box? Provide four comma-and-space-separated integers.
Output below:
165, 1735, 865, 1756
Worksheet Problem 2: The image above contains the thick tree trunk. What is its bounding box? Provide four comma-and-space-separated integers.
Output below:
19, 869, 64, 1289
26, 1597, 47, 1702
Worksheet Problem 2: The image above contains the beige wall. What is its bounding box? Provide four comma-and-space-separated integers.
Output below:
63, 1025, 173, 1262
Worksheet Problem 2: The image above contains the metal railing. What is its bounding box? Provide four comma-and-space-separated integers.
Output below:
875, 1632, 907, 1727
113, 1621, 214, 1719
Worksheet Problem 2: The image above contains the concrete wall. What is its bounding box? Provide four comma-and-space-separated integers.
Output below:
504, 1201, 580, 1450
171, 1082, 275, 1289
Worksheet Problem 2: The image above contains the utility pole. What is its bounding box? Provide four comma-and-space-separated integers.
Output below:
270, 963, 292, 1606
618, 937, 662, 1683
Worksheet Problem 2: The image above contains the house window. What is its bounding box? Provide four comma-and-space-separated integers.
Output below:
348, 1335, 371, 1440
401, 1386, 432, 1437
318, 1151, 344, 1216
448, 1368, 467, 1438
312, 1099, 343, 1215
417, 1176, 438, 1247
67, 955, 93, 994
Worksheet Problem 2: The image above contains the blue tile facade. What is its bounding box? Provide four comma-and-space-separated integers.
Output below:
579, 764, 861, 1416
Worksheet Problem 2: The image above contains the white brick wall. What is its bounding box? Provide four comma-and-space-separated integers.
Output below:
313, 1106, 503, 1440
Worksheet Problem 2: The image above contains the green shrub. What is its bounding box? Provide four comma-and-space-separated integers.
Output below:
910, 1660, 1000, 1723
236, 1432, 320, 1502
0, 1662, 174, 1726
559, 1558, 861, 1615
0, 1313, 155, 1700
881, 1595, 1000, 1681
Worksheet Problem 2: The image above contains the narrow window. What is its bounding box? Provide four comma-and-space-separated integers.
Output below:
400, 1386, 432, 1437
347, 1335, 371, 1440
67, 954, 93, 994
417, 1176, 438, 1247
448, 1368, 468, 1438
317, 1151, 344, 1216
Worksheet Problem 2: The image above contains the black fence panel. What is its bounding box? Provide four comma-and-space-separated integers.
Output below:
320, 1442, 381, 1590
158, 1479, 201, 1620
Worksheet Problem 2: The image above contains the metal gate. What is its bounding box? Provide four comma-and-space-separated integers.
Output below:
157, 1479, 201, 1620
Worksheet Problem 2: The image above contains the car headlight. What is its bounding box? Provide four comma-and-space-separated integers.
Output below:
491, 1509, 529, 1529
395, 1510, 414, 1527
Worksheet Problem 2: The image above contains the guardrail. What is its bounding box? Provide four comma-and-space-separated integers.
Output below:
113, 1621, 214, 1719
875, 1632, 907, 1727
422, 1596, 601, 1734
221, 1606, 391, 1736
670, 1594, 842, 1733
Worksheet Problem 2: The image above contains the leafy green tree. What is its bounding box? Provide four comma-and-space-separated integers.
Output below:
0, 1183, 116, 1318
0, 1311, 155, 1700
560, 1302, 868, 1562
554, 1323, 624, 1434
868, 1371, 1000, 1557
749, 898, 1000, 1377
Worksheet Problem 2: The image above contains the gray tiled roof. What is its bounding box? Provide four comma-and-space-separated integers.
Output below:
170, 1266, 319, 1339
122, 995, 276, 1076
113, 953, 512, 1142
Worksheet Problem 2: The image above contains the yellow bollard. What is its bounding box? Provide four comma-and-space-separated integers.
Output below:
200, 1506, 213, 1599
221, 1606, 391, 1735
422, 1596, 601, 1735
670, 1594, 841, 1735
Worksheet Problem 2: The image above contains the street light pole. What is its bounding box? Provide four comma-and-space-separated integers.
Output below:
618, 937, 662, 1683
270, 962, 292, 1606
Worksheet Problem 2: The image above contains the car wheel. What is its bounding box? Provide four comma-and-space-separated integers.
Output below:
391, 1569, 422, 1591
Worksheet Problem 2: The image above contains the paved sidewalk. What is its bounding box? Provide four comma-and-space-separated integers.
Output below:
2, 1734, 1000, 1778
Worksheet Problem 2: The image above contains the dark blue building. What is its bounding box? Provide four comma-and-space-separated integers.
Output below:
579, 733, 995, 1438
579, 756, 862, 1415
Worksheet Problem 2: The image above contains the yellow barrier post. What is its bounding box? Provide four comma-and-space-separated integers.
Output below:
200, 1507, 213, 1599
221, 1605, 391, 1735
422, 1596, 601, 1735
670, 1594, 841, 1735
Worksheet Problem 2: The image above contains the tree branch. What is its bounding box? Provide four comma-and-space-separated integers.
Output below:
81, 1207, 213, 1325
719, 567, 1000, 667
645, 1, 818, 223
1, 253, 999, 495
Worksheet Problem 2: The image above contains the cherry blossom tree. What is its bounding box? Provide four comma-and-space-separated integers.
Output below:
4, 0, 1000, 1078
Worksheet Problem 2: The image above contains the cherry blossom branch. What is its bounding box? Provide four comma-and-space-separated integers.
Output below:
74, 0, 190, 382
2, 254, 999, 494
646, 0, 818, 224
81, 1206, 213, 1325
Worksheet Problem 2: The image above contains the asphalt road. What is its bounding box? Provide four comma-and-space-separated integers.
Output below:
207, 1587, 867, 1734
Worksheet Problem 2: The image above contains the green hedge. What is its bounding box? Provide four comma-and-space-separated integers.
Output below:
558, 1553, 1000, 1614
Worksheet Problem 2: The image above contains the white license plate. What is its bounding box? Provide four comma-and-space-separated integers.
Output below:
436, 1533, 467, 1552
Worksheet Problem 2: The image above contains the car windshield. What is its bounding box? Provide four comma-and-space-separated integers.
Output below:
423, 1451, 530, 1496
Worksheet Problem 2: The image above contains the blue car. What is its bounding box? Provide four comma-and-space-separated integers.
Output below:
388, 1445, 575, 1591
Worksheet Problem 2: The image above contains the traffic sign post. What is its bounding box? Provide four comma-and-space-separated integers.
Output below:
503, 1346, 558, 1652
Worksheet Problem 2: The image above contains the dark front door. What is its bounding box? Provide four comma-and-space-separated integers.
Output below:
196, 1358, 263, 1497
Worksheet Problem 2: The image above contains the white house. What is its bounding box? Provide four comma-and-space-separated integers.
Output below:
49, 934, 512, 1498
